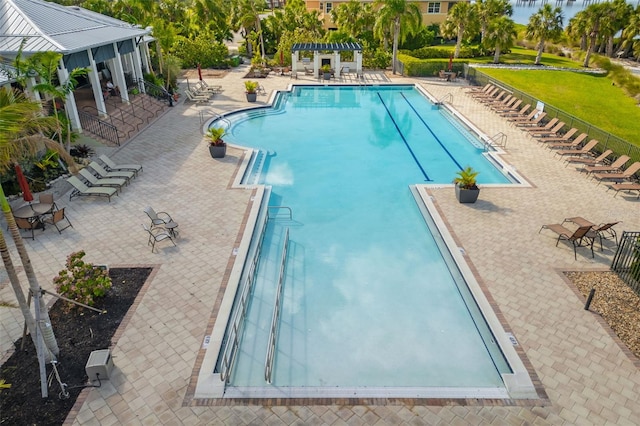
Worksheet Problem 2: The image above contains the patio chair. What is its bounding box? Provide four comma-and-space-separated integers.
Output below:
500, 103, 530, 117
525, 118, 561, 134
514, 112, 547, 127
98, 154, 143, 176
467, 83, 493, 94
592, 162, 640, 183
564, 149, 612, 166
43, 207, 73, 234
88, 162, 134, 183
304, 66, 314, 75
537, 127, 578, 143
79, 169, 126, 192
493, 99, 522, 113
583, 155, 630, 175
607, 182, 640, 198
478, 90, 507, 104
67, 176, 117, 202
539, 224, 595, 260
553, 139, 598, 157
507, 108, 537, 122
15, 217, 40, 240
545, 133, 589, 151
142, 224, 176, 253
184, 89, 209, 103
472, 86, 499, 98
37, 193, 57, 216
562, 217, 620, 249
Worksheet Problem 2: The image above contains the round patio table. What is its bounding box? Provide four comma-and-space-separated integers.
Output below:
13, 203, 53, 219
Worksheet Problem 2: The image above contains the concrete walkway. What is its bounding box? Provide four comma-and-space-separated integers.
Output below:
1, 65, 639, 425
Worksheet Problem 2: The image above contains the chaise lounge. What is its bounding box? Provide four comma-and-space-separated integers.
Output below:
67, 176, 117, 201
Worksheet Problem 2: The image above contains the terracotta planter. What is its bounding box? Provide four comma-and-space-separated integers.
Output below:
455, 184, 480, 203
209, 144, 226, 158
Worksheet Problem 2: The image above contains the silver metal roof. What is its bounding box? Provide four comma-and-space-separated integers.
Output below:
0, 0, 150, 55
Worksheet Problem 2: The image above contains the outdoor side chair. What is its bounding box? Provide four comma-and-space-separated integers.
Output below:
539, 224, 595, 260
143, 206, 174, 227
142, 224, 176, 253
43, 208, 73, 234
15, 217, 40, 240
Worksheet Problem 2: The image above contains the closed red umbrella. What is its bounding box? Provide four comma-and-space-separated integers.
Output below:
448, 54, 453, 72
197, 63, 203, 81
15, 164, 34, 203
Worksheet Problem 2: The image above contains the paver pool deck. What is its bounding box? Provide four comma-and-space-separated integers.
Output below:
1, 65, 639, 425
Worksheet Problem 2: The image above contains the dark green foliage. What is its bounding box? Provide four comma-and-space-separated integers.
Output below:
171, 35, 229, 69
399, 27, 436, 51
399, 53, 465, 77
69, 144, 94, 159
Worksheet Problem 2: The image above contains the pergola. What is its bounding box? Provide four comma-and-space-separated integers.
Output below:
291, 42, 363, 79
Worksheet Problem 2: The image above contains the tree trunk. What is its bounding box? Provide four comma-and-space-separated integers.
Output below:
392, 18, 400, 74
256, 17, 266, 65
493, 46, 501, 64
1, 191, 59, 357
454, 26, 464, 59
535, 38, 545, 65
584, 35, 597, 67
606, 36, 614, 57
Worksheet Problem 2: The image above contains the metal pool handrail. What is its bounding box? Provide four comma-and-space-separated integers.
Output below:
267, 206, 293, 220
264, 227, 290, 383
219, 208, 269, 383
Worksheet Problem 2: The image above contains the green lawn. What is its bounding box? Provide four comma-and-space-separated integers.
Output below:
479, 68, 640, 146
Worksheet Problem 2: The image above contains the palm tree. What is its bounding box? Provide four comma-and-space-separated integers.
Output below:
484, 16, 517, 64
567, 11, 589, 52
526, 4, 564, 66
476, 0, 512, 43
603, 0, 632, 57
232, 0, 267, 63
621, 5, 640, 58
579, 3, 610, 67
440, 1, 479, 59
374, 0, 422, 74
0, 87, 74, 361
331, 0, 375, 39
25, 51, 86, 152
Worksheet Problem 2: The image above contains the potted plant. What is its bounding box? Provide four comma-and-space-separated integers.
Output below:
453, 166, 480, 203
206, 127, 227, 158
245, 81, 258, 102
321, 64, 332, 80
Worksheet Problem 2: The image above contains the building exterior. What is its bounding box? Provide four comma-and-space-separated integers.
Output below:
305, 0, 469, 30
0, 0, 153, 132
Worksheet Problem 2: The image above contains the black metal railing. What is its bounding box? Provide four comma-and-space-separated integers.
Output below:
135, 79, 172, 103
77, 110, 120, 146
467, 67, 640, 173
611, 231, 640, 296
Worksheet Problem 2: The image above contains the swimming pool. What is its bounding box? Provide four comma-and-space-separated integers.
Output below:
196, 85, 535, 400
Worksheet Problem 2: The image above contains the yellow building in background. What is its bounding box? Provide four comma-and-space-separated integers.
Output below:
305, 0, 470, 31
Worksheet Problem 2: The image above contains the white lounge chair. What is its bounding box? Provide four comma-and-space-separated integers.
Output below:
67, 176, 117, 202
78, 169, 126, 192
88, 161, 134, 183
98, 155, 143, 176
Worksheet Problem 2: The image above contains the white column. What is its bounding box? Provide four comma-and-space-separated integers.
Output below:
132, 42, 145, 94
335, 51, 341, 77
291, 52, 298, 77
111, 42, 130, 103
86, 49, 107, 117
57, 59, 82, 131
313, 51, 319, 79
25, 77, 41, 102
356, 51, 363, 78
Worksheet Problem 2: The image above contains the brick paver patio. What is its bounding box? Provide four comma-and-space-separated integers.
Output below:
1, 65, 639, 425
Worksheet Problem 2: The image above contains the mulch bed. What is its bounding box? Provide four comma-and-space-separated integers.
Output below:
0, 267, 151, 426
565, 271, 640, 359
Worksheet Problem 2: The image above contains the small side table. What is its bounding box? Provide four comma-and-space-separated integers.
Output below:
164, 221, 179, 238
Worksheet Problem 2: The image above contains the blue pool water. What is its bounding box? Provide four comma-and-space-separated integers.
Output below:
217, 86, 514, 394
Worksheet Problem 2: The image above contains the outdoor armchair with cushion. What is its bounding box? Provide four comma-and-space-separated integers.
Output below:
88, 161, 134, 183
539, 223, 595, 260
98, 154, 143, 176
79, 169, 126, 192
67, 176, 117, 202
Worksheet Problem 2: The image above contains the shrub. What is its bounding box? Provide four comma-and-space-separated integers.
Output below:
54, 251, 112, 308
172, 34, 229, 69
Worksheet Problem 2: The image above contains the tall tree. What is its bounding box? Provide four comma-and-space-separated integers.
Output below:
331, 0, 375, 39
579, 3, 610, 67
231, 0, 267, 63
476, 0, 512, 43
440, 1, 479, 59
0, 87, 74, 361
526, 4, 564, 66
621, 5, 640, 58
567, 11, 589, 52
484, 16, 517, 64
373, 0, 422, 74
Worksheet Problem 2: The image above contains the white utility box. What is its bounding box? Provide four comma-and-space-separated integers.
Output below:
85, 349, 114, 381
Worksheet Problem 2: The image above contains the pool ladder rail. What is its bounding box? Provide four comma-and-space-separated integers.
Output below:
483, 132, 508, 150
265, 227, 290, 383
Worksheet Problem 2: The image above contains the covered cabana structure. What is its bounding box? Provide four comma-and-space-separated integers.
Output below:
0, 0, 153, 132
291, 42, 363, 79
